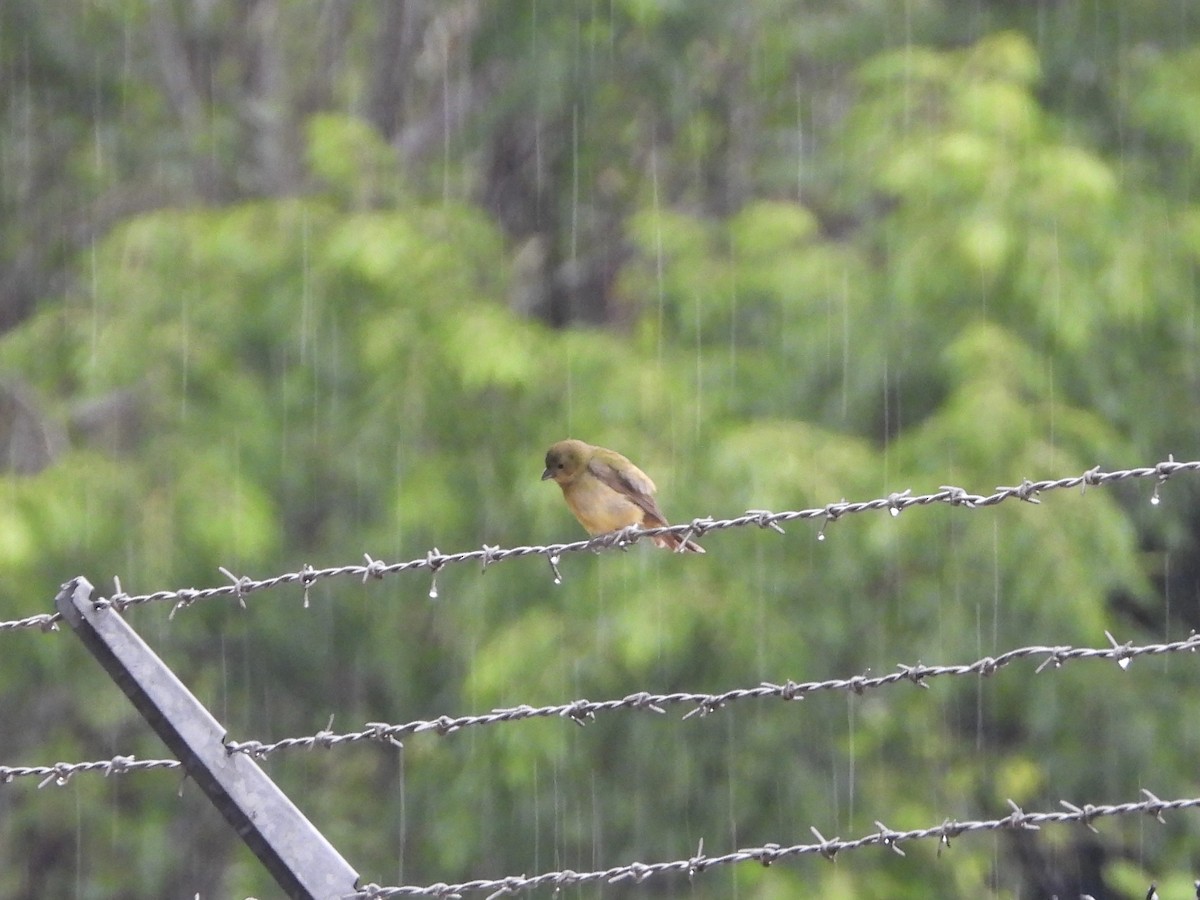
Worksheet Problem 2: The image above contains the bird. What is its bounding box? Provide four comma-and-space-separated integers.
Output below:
541, 439, 705, 553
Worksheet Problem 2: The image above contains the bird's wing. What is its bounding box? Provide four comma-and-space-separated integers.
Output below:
586, 454, 669, 526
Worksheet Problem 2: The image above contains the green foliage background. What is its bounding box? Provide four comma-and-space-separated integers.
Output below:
1, 2, 1199, 898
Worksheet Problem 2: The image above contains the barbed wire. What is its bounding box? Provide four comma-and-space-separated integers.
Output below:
6, 629, 1198, 786
223, 628, 1199, 758
0, 756, 181, 788
348, 789, 1199, 898
0, 610, 62, 634
0, 457, 1194, 636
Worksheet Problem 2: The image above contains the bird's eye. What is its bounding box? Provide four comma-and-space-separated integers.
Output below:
557, 462, 565, 469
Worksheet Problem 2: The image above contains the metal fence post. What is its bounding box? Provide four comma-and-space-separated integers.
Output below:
55, 577, 361, 900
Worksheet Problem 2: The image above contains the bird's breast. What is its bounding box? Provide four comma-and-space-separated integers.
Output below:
562, 477, 644, 534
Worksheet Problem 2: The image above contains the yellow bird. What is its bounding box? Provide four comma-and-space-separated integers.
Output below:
541, 439, 705, 553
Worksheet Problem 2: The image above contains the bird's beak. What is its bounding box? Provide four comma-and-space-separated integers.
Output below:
541, 468, 553, 481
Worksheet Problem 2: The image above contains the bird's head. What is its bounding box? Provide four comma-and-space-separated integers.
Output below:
542, 439, 589, 485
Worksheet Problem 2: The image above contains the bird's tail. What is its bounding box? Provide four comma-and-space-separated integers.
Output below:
652, 533, 706, 554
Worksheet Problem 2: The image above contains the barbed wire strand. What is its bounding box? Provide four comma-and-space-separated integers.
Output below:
348, 790, 1199, 898
0, 756, 181, 788
223, 629, 1199, 758
6, 630, 1198, 786
0, 457, 1194, 636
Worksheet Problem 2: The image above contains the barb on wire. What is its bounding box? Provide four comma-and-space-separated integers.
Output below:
0, 611, 61, 634
0, 458, 1192, 633
349, 789, 1200, 898
9, 631, 1199, 785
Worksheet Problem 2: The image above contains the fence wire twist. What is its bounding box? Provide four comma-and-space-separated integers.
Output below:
5, 630, 1198, 786
0, 457, 1194, 636
348, 790, 1199, 898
